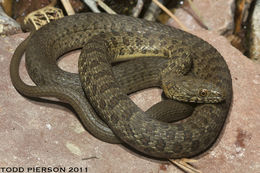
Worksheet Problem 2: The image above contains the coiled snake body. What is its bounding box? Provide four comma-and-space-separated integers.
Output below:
10, 13, 232, 159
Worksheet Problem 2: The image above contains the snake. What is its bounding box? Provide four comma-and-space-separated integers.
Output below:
9, 13, 232, 159
10, 33, 194, 144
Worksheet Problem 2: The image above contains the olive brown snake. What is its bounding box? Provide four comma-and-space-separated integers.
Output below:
10, 13, 232, 159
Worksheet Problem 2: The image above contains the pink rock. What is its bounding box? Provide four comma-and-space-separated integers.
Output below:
0, 30, 259, 173
168, 0, 235, 33
0, 6, 21, 35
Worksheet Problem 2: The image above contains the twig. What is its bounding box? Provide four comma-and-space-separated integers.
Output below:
96, 0, 116, 14
186, 0, 208, 30
60, 0, 75, 15
144, 0, 162, 21
170, 159, 202, 173
82, 156, 99, 160
83, 0, 100, 13
152, 0, 188, 31
132, 0, 144, 17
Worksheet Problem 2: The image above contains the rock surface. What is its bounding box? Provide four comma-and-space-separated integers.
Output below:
0, 6, 21, 35
0, 29, 259, 173
168, 0, 235, 33
248, 0, 260, 62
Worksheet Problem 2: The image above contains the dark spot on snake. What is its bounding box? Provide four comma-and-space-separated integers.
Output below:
90, 99, 99, 110
166, 130, 176, 141
209, 113, 219, 124
153, 49, 159, 54
131, 25, 138, 31
167, 61, 176, 69
119, 48, 125, 55
108, 96, 119, 109
96, 56, 109, 64
143, 32, 151, 39
202, 47, 214, 57
216, 81, 222, 87
83, 46, 105, 56
143, 147, 153, 154
129, 47, 135, 54
98, 33, 106, 38
159, 34, 165, 40
110, 113, 119, 124
203, 105, 214, 112
181, 53, 189, 59
171, 49, 179, 56
184, 130, 192, 141
191, 140, 200, 151
31, 68, 45, 85
117, 93, 127, 101
178, 48, 185, 53
125, 127, 135, 137
172, 40, 178, 44
127, 32, 134, 37
93, 70, 107, 79
168, 45, 175, 50
122, 106, 138, 121
149, 39, 156, 47
141, 49, 147, 54
177, 124, 184, 131
189, 122, 199, 130
206, 73, 212, 78
182, 151, 192, 157
192, 41, 204, 49
163, 50, 169, 57
135, 38, 143, 47
98, 99, 106, 109
91, 84, 97, 96
93, 21, 99, 30
172, 143, 183, 153
200, 116, 208, 125
111, 37, 118, 47
88, 59, 101, 69
122, 37, 130, 46
64, 27, 70, 33
99, 82, 112, 93
211, 66, 224, 73
140, 136, 150, 145
31, 67, 38, 76
142, 115, 154, 123
203, 136, 212, 146
145, 123, 156, 133
155, 138, 166, 152
160, 41, 167, 46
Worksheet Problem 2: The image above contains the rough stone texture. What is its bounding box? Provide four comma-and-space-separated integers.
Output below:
0, 30, 259, 173
249, 0, 260, 62
168, 0, 235, 33
0, 6, 21, 35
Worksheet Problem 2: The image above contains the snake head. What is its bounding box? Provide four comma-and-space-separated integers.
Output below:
162, 76, 225, 103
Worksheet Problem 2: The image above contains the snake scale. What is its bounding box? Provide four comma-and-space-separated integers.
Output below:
10, 13, 232, 159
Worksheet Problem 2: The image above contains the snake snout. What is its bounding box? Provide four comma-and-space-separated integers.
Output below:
208, 90, 225, 103
161, 77, 225, 104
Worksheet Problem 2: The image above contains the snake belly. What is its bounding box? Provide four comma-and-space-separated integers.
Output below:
13, 13, 232, 159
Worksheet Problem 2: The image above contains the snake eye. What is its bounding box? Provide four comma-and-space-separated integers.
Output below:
199, 89, 208, 97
